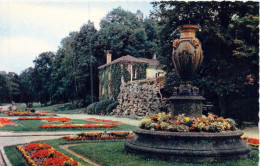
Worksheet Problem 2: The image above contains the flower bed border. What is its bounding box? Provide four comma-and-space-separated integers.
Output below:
17, 143, 82, 166
6, 111, 56, 116
0, 118, 16, 127
86, 118, 121, 124
241, 135, 259, 147
63, 131, 134, 141
18, 117, 71, 122
39, 123, 116, 129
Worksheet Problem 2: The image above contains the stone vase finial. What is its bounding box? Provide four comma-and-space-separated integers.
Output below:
172, 25, 203, 95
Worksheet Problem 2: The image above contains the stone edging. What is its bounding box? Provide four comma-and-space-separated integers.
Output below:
0, 146, 12, 166
134, 128, 244, 138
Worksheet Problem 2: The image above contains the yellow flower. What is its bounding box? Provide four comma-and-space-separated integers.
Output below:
185, 117, 189, 122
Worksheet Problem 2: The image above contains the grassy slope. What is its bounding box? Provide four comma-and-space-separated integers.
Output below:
0, 119, 135, 132
69, 140, 259, 166
4, 139, 92, 166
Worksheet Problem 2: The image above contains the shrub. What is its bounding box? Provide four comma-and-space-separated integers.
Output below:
85, 102, 99, 114
95, 100, 114, 115
106, 101, 118, 114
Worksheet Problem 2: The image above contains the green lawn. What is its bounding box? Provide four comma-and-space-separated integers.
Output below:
0, 119, 135, 132
4, 139, 92, 166
69, 140, 259, 166
5, 138, 259, 166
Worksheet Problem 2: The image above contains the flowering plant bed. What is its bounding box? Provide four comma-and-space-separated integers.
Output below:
39, 123, 116, 129
139, 112, 237, 132
63, 131, 134, 141
17, 143, 82, 166
0, 118, 16, 127
241, 135, 259, 147
86, 118, 121, 124
18, 117, 71, 122
7, 111, 46, 116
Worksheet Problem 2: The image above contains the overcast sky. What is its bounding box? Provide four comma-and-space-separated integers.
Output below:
0, 0, 153, 74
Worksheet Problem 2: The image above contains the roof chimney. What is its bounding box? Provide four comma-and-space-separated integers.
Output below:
106, 50, 112, 64
152, 54, 156, 60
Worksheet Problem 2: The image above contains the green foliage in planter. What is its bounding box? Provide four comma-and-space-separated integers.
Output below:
85, 102, 99, 114
95, 99, 115, 115
106, 101, 119, 114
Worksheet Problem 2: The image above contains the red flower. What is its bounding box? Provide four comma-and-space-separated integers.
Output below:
60, 124, 78, 128
156, 124, 160, 129
44, 117, 71, 122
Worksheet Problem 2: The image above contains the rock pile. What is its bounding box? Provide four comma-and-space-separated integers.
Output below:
110, 79, 166, 119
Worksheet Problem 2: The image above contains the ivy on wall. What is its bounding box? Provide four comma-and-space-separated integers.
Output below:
99, 62, 148, 100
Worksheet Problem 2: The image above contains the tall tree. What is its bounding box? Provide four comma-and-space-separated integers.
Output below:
33, 51, 55, 105
98, 7, 157, 59
20, 67, 35, 107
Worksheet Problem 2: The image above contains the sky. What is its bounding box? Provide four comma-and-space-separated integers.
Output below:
0, 0, 154, 74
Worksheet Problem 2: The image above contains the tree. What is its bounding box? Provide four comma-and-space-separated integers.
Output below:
33, 51, 55, 106
151, 1, 259, 120
98, 7, 157, 59
0, 72, 10, 103
6, 72, 21, 102
20, 68, 35, 107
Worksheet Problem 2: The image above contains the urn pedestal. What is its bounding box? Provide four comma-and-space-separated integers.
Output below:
168, 95, 205, 118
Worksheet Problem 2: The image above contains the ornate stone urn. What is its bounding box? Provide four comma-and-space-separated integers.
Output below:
168, 25, 205, 118
172, 25, 203, 95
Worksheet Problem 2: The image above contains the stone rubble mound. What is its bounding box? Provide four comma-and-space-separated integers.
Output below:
110, 80, 166, 119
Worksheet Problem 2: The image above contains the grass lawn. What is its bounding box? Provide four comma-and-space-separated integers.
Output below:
0, 119, 135, 132
69, 140, 259, 166
5, 138, 259, 166
4, 138, 92, 166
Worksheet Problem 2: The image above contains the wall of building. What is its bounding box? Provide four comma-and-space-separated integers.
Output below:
146, 68, 165, 79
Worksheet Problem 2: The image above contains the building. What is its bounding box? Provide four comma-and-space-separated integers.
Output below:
98, 51, 165, 100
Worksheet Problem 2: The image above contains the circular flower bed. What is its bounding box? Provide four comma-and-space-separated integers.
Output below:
138, 112, 237, 132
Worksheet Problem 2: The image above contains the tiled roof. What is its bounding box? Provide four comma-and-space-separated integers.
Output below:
98, 55, 148, 69
138, 58, 159, 68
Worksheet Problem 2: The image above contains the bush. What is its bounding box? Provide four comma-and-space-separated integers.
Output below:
95, 100, 114, 115
85, 102, 99, 114
106, 101, 118, 114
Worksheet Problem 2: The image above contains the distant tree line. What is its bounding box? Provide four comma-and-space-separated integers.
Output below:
0, 3, 258, 123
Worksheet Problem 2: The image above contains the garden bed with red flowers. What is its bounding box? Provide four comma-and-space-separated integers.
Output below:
18, 117, 71, 122
241, 135, 259, 147
86, 118, 121, 124
39, 123, 116, 129
0, 118, 16, 127
6, 111, 56, 116
17, 143, 82, 166
63, 131, 134, 141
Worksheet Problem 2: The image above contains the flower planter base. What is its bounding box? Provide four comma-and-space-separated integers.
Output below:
125, 128, 252, 163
